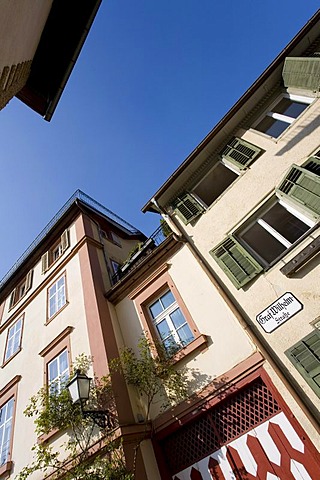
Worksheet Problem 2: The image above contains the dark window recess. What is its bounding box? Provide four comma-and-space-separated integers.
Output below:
193, 163, 238, 207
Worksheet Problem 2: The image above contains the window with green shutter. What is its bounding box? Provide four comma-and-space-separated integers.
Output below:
173, 193, 204, 224
276, 157, 320, 221
286, 330, 320, 398
210, 236, 263, 289
220, 137, 263, 170
282, 56, 320, 91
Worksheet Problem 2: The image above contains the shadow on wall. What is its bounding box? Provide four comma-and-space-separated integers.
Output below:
275, 111, 320, 157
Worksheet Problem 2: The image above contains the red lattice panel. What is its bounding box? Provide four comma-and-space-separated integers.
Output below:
161, 377, 280, 474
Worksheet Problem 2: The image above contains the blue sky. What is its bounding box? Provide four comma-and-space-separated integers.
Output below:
1, 1, 319, 280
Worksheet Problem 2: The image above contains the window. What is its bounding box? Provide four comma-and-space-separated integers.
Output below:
210, 157, 320, 288
48, 349, 69, 394
39, 326, 73, 394
148, 290, 194, 352
173, 138, 263, 221
8, 270, 33, 309
41, 229, 69, 273
101, 229, 121, 247
3, 316, 23, 364
236, 197, 313, 268
192, 161, 239, 208
131, 267, 206, 359
47, 274, 67, 320
0, 375, 20, 475
0, 398, 14, 466
254, 94, 313, 138
286, 330, 320, 398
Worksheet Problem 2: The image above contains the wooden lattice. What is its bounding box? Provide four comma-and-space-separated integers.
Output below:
161, 377, 280, 474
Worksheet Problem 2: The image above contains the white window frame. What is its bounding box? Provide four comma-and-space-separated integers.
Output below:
48, 349, 69, 394
253, 93, 314, 138
148, 290, 194, 352
4, 317, 23, 363
0, 398, 14, 466
48, 275, 66, 320
237, 197, 314, 267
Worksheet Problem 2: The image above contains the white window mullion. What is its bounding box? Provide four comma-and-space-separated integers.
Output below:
257, 218, 292, 248
267, 112, 294, 124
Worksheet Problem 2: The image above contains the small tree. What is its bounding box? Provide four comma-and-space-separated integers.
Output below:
111, 336, 188, 420
16, 355, 132, 480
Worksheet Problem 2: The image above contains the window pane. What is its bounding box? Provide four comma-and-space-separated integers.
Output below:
149, 300, 163, 319
262, 203, 309, 244
255, 116, 289, 137
57, 277, 65, 289
193, 163, 238, 206
49, 283, 57, 297
59, 350, 68, 373
161, 290, 175, 309
48, 359, 58, 382
170, 308, 186, 329
273, 98, 308, 118
177, 324, 194, 345
238, 222, 286, 265
156, 319, 171, 340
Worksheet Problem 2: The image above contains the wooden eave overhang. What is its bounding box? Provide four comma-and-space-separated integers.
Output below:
15, 0, 102, 121
142, 9, 320, 213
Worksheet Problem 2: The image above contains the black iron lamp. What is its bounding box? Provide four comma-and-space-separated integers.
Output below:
66, 370, 112, 429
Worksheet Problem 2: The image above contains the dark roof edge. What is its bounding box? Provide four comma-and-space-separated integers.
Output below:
0, 190, 143, 292
44, 0, 102, 121
142, 9, 320, 213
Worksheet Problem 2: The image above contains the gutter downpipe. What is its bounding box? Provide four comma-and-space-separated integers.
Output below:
150, 199, 320, 434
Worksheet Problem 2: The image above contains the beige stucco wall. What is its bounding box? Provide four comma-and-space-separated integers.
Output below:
0, 221, 94, 478
173, 94, 320, 443
111, 244, 256, 422
0, 0, 53, 69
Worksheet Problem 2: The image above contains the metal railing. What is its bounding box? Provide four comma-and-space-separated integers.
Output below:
111, 225, 170, 285
0, 190, 142, 290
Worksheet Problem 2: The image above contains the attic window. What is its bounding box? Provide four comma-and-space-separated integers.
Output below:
9, 270, 33, 309
41, 229, 69, 274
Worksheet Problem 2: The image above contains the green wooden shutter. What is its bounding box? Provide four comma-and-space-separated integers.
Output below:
276, 158, 320, 220
173, 193, 204, 224
210, 236, 263, 289
286, 330, 320, 398
41, 251, 49, 274
220, 137, 262, 170
25, 269, 33, 293
282, 57, 320, 91
61, 229, 69, 252
9, 290, 16, 309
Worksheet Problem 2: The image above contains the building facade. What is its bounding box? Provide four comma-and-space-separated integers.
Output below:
1, 9, 320, 480
142, 8, 320, 479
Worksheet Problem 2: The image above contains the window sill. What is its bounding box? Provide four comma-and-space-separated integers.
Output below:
46, 301, 69, 325
37, 427, 60, 444
2, 347, 22, 368
172, 334, 208, 364
0, 461, 12, 477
